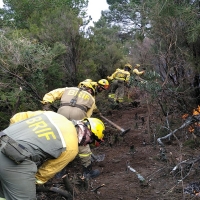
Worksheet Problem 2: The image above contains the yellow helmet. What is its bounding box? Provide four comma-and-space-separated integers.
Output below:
135, 64, 140, 67
78, 81, 95, 95
82, 118, 105, 140
98, 79, 109, 90
124, 63, 132, 70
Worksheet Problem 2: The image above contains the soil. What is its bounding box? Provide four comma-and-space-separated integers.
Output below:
36, 90, 200, 200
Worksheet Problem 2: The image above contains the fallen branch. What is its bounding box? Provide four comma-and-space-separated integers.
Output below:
49, 187, 72, 199
62, 174, 79, 196
36, 185, 72, 199
157, 116, 196, 147
91, 184, 105, 193
171, 156, 200, 182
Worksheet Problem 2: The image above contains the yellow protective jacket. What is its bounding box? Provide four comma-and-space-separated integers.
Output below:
9, 110, 79, 183
107, 68, 130, 82
42, 87, 96, 118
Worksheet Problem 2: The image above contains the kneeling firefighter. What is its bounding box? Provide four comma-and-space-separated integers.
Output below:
41, 84, 103, 179
0, 110, 105, 200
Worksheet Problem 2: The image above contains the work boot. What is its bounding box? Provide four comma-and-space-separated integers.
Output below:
84, 169, 100, 179
83, 164, 100, 179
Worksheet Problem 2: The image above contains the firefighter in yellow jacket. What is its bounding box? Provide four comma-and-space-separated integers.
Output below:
107, 63, 132, 103
0, 110, 105, 200
41, 84, 102, 179
42, 85, 96, 120
132, 64, 146, 83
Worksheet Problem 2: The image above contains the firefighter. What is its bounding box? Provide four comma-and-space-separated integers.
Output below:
107, 63, 132, 103
41, 85, 101, 179
0, 110, 105, 200
78, 79, 109, 95
132, 64, 146, 83
42, 84, 96, 119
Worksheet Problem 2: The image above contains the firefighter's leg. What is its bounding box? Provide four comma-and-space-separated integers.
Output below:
116, 82, 125, 103
78, 145, 100, 179
110, 80, 118, 93
108, 80, 119, 100
78, 145, 92, 168
0, 181, 5, 199
0, 152, 37, 200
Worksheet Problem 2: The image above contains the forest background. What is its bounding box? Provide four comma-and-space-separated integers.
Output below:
0, 0, 200, 133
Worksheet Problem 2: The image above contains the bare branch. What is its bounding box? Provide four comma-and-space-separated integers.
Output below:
157, 116, 195, 147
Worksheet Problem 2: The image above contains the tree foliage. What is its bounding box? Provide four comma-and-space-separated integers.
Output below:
88, 18, 126, 77
0, 34, 65, 128
0, 0, 88, 28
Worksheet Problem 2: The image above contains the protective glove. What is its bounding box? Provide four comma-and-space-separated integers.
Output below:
93, 108, 101, 118
93, 108, 100, 115
35, 179, 45, 192
36, 178, 45, 185
107, 76, 112, 81
42, 102, 51, 111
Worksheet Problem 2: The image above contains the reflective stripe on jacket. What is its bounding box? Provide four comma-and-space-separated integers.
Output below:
79, 152, 92, 157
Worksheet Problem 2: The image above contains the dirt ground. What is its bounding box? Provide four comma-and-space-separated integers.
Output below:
36, 91, 200, 200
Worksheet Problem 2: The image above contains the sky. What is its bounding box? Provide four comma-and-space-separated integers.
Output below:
0, 0, 109, 25
87, 0, 109, 25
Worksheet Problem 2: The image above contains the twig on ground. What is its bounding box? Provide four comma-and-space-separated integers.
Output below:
91, 184, 105, 193
146, 167, 166, 183
171, 157, 200, 182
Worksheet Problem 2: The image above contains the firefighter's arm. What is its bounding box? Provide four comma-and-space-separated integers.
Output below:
133, 68, 145, 75
41, 88, 66, 104
10, 110, 44, 125
36, 149, 78, 183
107, 70, 117, 80
107, 75, 112, 81
92, 103, 100, 115
87, 102, 97, 118
125, 72, 130, 82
